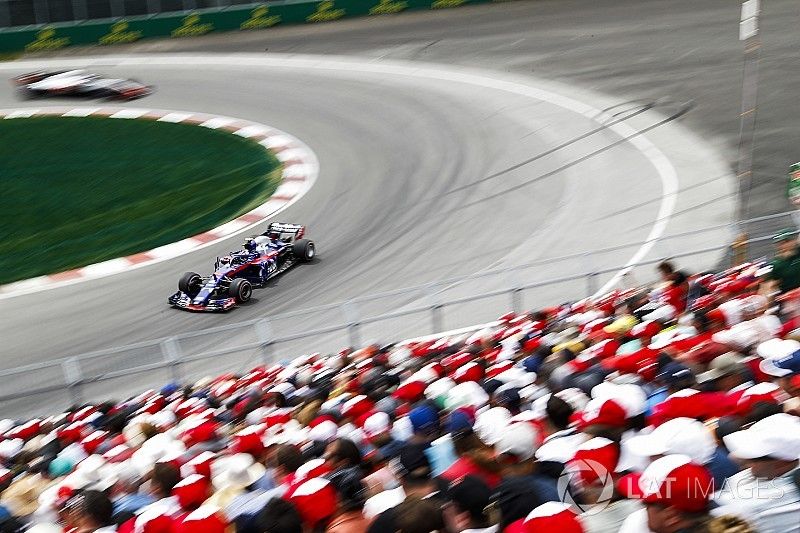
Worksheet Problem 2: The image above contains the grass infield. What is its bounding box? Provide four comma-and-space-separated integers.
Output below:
0, 116, 282, 285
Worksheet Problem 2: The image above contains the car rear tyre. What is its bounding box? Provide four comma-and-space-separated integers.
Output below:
293, 239, 315, 262
178, 272, 202, 297
229, 278, 253, 303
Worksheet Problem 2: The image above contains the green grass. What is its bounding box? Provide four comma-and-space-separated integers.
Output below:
0, 116, 282, 284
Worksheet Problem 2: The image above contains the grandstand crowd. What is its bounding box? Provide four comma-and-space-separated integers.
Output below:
3, 231, 800, 533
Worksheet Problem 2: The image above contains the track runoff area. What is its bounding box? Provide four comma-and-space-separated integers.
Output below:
0, 112, 281, 286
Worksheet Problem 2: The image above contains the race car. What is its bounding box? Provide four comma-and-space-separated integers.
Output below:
168, 223, 316, 312
12, 70, 152, 100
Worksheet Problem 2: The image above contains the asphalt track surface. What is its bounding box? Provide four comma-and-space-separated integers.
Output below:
4, 0, 797, 413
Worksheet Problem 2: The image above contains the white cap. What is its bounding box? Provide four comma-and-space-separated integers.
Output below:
756, 338, 800, 360
474, 407, 512, 446
626, 418, 716, 465
711, 323, 761, 351
723, 413, 800, 461
445, 381, 489, 410
363, 412, 391, 439
591, 382, 647, 417
495, 422, 540, 461
643, 304, 677, 323
425, 377, 456, 401
391, 416, 414, 442
307, 420, 338, 443
0, 438, 23, 458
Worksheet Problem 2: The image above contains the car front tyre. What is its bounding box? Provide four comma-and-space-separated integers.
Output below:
229, 278, 253, 303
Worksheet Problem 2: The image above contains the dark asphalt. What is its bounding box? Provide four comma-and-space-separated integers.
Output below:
88, 0, 799, 238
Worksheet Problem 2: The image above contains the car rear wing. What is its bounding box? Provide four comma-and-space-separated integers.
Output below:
264, 222, 305, 240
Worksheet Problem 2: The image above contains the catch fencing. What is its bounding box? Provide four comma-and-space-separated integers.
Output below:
0, 209, 794, 418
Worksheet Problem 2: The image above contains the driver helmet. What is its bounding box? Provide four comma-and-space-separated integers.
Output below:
220, 255, 232, 265
244, 238, 258, 252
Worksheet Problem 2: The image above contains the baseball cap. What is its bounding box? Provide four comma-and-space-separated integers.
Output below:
723, 413, 800, 461
626, 417, 715, 465
756, 338, 800, 360
396, 443, 432, 481
696, 352, 746, 383
445, 408, 475, 434
362, 412, 391, 439
408, 405, 439, 435
657, 362, 695, 387
590, 382, 647, 418
603, 316, 638, 335
475, 407, 512, 446
576, 398, 627, 430
617, 454, 713, 513
523, 502, 584, 533
495, 422, 539, 461
760, 348, 800, 377
643, 305, 677, 324
567, 437, 620, 486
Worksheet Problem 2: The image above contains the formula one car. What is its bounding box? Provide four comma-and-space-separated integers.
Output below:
168, 223, 316, 312
12, 70, 152, 100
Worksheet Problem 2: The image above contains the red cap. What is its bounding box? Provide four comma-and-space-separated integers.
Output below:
7, 419, 41, 441
442, 352, 472, 373
453, 362, 484, 383
173, 506, 227, 533
81, 430, 108, 455
287, 477, 338, 526
103, 444, 134, 463
486, 361, 514, 378
522, 337, 542, 353
617, 455, 713, 513
568, 437, 620, 487
631, 320, 661, 339
181, 421, 218, 448
735, 383, 787, 416
293, 457, 331, 482
264, 407, 293, 427
523, 502, 584, 533
341, 395, 374, 421
602, 348, 656, 375
57, 421, 88, 444
172, 474, 210, 511
132, 506, 175, 533
576, 398, 627, 430
393, 380, 427, 402
230, 427, 265, 457
69, 406, 97, 422
180, 451, 215, 479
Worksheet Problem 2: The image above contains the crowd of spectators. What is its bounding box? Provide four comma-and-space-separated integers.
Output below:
3, 231, 800, 533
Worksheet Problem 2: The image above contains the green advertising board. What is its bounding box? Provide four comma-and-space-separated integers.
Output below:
789, 162, 800, 208
0, 0, 498, 54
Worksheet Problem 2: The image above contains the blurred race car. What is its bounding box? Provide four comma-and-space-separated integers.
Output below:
168, 223, 316, 312
12, 70, 152, 100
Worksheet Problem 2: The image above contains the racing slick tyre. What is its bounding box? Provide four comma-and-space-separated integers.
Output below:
178, 272, 202, 297
229, 278, 253, 303
292, 239, 315, 262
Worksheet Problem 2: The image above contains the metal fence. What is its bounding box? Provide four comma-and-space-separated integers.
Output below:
0, 0, 274, 28
2, 205, 794, 418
